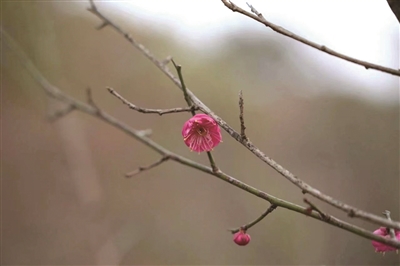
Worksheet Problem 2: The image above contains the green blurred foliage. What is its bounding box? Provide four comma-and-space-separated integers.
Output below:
2, 1, 399, 265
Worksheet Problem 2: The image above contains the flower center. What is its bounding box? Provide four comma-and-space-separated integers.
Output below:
196, 126, 207, 136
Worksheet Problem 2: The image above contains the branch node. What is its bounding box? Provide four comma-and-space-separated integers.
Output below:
86, 87, 100, 111
137, 129, 153, 137
161, 56, 173, 67
96, 21, 109, 30
47, 104, 76, 122
304, 198, 329, 221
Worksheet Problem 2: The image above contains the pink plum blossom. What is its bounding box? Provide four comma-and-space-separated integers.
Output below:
182, 114, 222, 153
371, 227, 400, 253
233, 229, 251, 246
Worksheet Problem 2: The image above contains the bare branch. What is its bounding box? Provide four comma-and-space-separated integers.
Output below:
126, 156, 169, 177
171, 59, 195, 115
84, 2, 400, 230
4, 27, 400, 249
107, 87, 197, 115
218, 0, 400, 77
229, 204, 277, 234
238, 90, 247, 140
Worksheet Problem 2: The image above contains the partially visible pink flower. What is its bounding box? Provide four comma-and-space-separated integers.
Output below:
182, 114, 222, 153
371, 227, 400, 253
233, 229, 251, 246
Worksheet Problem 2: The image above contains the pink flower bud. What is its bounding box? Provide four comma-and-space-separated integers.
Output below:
371, 227, 400, 253
233, 229, 251, 246
182, 114, 222, 153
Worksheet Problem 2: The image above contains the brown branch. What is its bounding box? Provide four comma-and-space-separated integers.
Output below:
219, 0, 400, 77
229, 204, 277, 234
107, 87, 197, 115
126, 156, 169, 177
85, 1, 400, 231
3, 27, 400, 249
238, 90, 247, 140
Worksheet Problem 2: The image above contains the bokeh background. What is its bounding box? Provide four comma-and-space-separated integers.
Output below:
2, 0, 399, 265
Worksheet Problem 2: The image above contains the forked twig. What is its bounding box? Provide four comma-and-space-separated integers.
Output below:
107, 87, 197, 115
229, 204, 277, 233
126, 156, 170, 177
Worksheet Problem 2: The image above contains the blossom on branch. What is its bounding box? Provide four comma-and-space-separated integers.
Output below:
233, 229, 251, 246
182, 114, 222, 153
371, 227, 400, 253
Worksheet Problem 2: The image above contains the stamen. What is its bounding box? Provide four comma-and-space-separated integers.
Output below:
196, 127, 207, 136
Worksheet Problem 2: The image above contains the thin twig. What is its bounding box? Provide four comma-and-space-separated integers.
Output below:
84, 2, 400, 231
218, 0, 400, 77
171, 59, 195, 115
238, 90, 247, 140
126, 156, 169, 177
229, 204, 277, 234
87, 87, 100, 110
304, 198, 329, 221
107, 87, 197, 115
4, 14, 400, 249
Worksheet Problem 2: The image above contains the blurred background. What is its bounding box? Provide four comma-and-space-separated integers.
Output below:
2, 0, 399, 265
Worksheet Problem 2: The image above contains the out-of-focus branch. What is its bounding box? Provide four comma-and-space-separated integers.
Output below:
220, 0, 400, 77
229, 204, 277, 234
383, 210, 397, 240
387, 0, 400, 23
3, 28, 399, 249
85, 2, 400, 231
48, 104, 75, 122
107, 87, 197, 115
